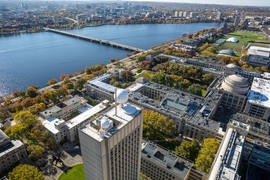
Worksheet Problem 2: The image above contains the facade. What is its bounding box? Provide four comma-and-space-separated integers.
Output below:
234, 16, 240, 26
141, 140, 193, 180
0, 130, 27, 173
42, 99, 109, 144
220, 74, 250, 95
247, 46, 270, 68
190, 12, 198, 18
79, 100, 143, 180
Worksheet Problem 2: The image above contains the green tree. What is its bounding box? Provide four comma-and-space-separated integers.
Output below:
175, 140, 200, 161
195, 138, 220, 173
65, 82, 74, 90
27, 144, 44, 160
143, 109, 176, 140
47, 78, 58, 85
74, 78, 87, 90
202, 74, 214, 85
9, 164, 44, 180
187, 84, 202, 96
14, 111, 37, 129
26, 86, 38, 98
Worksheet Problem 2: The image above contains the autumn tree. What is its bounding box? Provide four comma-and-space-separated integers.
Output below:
8, 164, 44, 180
195, 138, 220, 173
27, 144, 44, 160
47, 78, 58, 85
175, 140, 200, 161
202, 73, 214, 85
143, 109, 176, 140
21, 97, 36, 108
60, 74, 67, 81
14, 111, 37, 129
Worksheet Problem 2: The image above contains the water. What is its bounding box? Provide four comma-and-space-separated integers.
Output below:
0, 23, 222, 96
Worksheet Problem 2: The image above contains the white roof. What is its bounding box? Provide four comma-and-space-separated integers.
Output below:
226, 37, 238, 43
43, 103, 107, 134
247, 77, 270, 108
248, 46, 270, 57
128, 83, 144, 92
81, 103, 141, 142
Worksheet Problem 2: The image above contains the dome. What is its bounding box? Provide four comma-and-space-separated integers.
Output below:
100, 117, 110, 129
114, 89, 129, 103
226, 63, 240, 69
226, 37, 238, 43
221, 74, 250, 94
218, 49, 236, 56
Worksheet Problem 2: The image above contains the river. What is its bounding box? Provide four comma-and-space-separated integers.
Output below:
0, 23, 223, 96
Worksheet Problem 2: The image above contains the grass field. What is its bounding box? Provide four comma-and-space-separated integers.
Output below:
201, 89, 208, 97
221, 31, 269, 50
58, 164, 85, 180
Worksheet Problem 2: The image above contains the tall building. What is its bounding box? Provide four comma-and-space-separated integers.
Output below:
174, 11, 179, 17
234, 16, 240, 27
216, 12, 222, 20
79, 89, 143, 180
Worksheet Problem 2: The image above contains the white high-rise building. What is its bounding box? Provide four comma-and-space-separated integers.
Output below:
79, 89, 143, 180
174, 11, 179, 17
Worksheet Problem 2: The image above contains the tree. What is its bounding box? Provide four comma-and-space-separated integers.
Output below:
202, 74, 214, 85
28, 103, 46, 114
60, 74, 67, 81
74, 78, 87, 90
47, 78, 58, 85
21, 97, 35, 108
27, 144, 44, 160
187, 84, 202, 96
175, 140, 200, 161
195, 138, 220, 173
143, 109, 176, 140
26, 86, 38, 98
8, 164, 44, 180
65, 82, 74, 90
14, 111, 37, 129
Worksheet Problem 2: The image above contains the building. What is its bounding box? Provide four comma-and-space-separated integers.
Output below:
220, 74, 250, 95
216, 12, 222, 20
174, 11, 179, 17
190, 12, 198, 18
226, 37, 239, 43
234, 16, 240, 27
0, 130, 27, 173
209, 128, 245, 180
141, 140, 193, 180
86, 74, 116, 101
39, 96, 87, 120
247, 46, 270, 68
244, 77, 270, 121
41, 98, 109, 144
78, 89, 143, 180
218, 49, 236, 56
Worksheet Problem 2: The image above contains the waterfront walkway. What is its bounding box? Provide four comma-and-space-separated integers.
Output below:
44, 28, 146, 52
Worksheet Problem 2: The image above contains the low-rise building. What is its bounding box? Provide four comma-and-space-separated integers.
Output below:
0, 130, 27, 173
141, 140, 193, 180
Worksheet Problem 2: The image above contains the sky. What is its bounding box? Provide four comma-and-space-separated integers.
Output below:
128, 0, 270, 7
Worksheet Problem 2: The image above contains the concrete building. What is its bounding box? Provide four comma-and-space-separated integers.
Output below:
141, 140, 193, 180
42, 99, 109, 144
190, 12, 198, 18
244, 77, 270, 121
0, 130, 27, 173
220, 74, 250, 95
86, 74, 116, 101
234, 16, 240, 27
174, 11, 179, 17
39, 96, 87, 120
209, 128, 245, 180
79, 89, 143, 180
216, 12, 222, 20
247, 46, 270, 68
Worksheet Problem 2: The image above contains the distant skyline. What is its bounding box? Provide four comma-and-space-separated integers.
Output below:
128, 0, 270, 6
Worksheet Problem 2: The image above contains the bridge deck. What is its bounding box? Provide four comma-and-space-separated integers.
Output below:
44, 28, 145, 52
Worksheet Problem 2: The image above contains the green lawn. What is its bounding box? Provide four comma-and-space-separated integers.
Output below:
201, 89, 208, 97
221, 31, 269, 50
58, 164, 85, 180
136, 70, 155, 80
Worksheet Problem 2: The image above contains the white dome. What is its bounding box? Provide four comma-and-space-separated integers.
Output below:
114, 89, 129, 103
101, 117, 110, 129
226, 37, 238, 43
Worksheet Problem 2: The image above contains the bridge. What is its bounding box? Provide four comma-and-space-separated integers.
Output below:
44, 28, 146, 52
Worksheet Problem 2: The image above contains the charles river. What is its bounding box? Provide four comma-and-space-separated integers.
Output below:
0, 22, 223, 96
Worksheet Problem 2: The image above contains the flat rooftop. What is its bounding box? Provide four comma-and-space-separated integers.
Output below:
43, 102, 107, 134
141, 140, 192, 180
87, 73, 116, 93
0, 140, 24, 157
247, 55, 270, 66
247, 77, 270, 108
80, 103, 141, 142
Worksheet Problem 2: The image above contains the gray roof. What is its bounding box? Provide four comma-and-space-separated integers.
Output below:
0, 130, 10, 147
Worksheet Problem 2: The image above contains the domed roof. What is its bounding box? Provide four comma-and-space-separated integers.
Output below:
221, 74, 250, 94
226, 37, 239, 43
100, 117, 110, 129
226, 63, 240, 69
218, 49, 236, 56
114, 89, 129, 103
